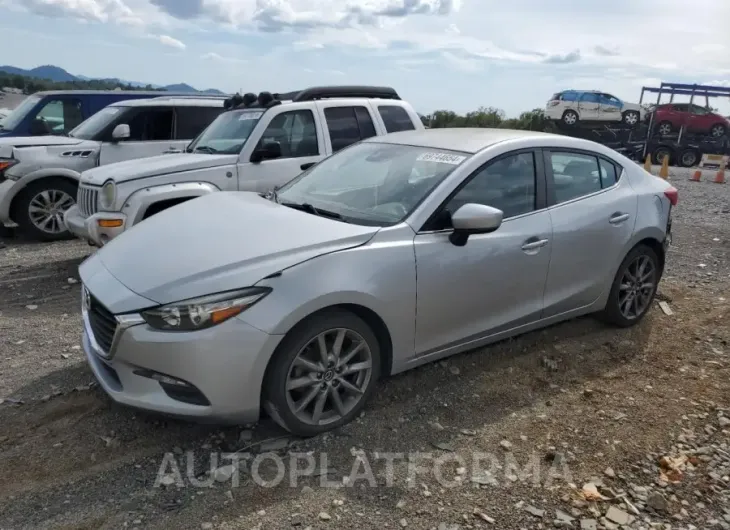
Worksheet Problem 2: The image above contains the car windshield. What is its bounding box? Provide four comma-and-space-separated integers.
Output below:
0, 95, 41, 130
276, 142, 469, 226
186, 109, 264, 154
68, 106, 125, 140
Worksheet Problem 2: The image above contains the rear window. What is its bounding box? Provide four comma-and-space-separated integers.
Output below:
560, 91, 579, 102
378, 105, 416, 133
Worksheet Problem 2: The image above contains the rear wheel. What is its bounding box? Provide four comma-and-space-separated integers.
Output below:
679, 149, 699, 168
13, 178, 77, 241
562, 110, 579, 126
600, 245, 659, 327
263, 309, 381, 437
652, 147, 672, 166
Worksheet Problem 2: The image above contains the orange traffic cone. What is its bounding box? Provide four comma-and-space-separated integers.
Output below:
658, 155, 669, 179
644, 154, 652, 173
714, 161, 726, 184
690, 169, 702, 182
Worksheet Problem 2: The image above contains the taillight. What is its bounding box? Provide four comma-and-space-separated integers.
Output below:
548, 100, 560, 107
664, 186, 678, 206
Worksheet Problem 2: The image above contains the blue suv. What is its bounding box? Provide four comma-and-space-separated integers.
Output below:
0, 90, 197, 138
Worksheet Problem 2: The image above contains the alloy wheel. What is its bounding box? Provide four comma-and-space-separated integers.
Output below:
658, 123, 672, 135
285, 328, 373, 426
618, 254, 656, 320
563, 112, 577, 125
711, 125, 725, 138
624, 112, 638, 125
28, 190, 75, 234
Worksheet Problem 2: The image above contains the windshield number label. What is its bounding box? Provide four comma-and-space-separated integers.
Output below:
416, 152, 466, 165
239, 112, 264, 121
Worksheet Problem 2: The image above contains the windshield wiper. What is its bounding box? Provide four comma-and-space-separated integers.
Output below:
193, 145, 219, 154
280, 201, 344, 220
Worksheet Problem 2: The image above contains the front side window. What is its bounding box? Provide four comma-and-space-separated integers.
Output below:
256, 110, 319, 158
445, 152, 537, 220
276, 142, 468, 226
549, 152, 602, 203
187, 108, 264, 154
33, 98, 83, 135
125, 108, 174, 141
69, 106, 125, 140
0, 95, 41, 130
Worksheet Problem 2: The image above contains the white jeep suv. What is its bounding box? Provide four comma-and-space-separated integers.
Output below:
64, 86, 425, 248
0, 96, 225, 241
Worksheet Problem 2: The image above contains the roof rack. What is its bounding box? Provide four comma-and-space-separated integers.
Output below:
292, 86, 400, 102
152, 94, 230, 100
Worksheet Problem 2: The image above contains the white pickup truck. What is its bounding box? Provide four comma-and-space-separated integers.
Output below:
64, 86, 424, 247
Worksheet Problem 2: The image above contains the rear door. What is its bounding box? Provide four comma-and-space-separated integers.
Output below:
98, 106, 177, 165
174, 105, 224, 150
541, 150, 636, 318
577, 92, 600, 120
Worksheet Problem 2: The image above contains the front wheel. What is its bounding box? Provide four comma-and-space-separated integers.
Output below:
13, 178, 77, 242
263, 309, 381, 437
599, 245, 660, 328
622, 111, 640, 127
710, 123, 727, 138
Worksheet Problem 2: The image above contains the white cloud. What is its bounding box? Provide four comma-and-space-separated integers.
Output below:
200, 51, 245, 63
156, 34, 185, 49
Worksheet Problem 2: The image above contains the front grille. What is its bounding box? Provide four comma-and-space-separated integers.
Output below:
77, 185, 100, 217
88, 294, 118, 354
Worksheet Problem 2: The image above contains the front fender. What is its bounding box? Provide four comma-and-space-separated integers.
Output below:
121, 181, 221, 226
0, 167, 81, 221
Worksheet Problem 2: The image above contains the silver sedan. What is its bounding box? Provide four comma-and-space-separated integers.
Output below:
78, 128, 677, 436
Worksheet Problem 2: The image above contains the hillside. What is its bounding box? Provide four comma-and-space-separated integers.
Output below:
0, 64, 224, 94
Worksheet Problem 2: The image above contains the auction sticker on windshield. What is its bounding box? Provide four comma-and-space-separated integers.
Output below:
239, 111, 264, 121
416, 152, 467, 165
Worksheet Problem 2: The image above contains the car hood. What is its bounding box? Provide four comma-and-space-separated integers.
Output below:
0, 135, 84, 157
95, 191, 379, 305
81, 152, 238, 185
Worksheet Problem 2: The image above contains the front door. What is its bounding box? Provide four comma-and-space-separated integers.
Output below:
597, 93, 622, 122
414, 150, 552, 355
99, 107, 185, 166
542, 150, 637, 318
577, 92, 600, 120
236, 107, 323, 193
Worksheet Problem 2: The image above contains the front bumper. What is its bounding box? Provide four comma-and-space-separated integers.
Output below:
80, 261, 283, 423
64, 204, 127, 247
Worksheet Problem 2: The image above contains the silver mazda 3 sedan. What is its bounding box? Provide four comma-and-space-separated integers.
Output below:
78, 128, 677, 436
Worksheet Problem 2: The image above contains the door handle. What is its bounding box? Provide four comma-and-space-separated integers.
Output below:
521, 238, 549, 251
609, 213, 630, 224
300, 162, 315, 170
163, 148, 181, 154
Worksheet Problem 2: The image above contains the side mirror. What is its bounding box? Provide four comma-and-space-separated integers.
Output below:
250, 141, 282, 163
111, 124, 130, 142
449, 203, 503, 246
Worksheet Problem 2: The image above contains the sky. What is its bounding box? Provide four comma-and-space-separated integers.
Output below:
0, 0, 729, 117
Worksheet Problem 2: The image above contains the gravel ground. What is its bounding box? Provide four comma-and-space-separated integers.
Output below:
0, 168, 729, 530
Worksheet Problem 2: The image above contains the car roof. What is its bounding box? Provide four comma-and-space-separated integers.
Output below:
109, 97, 225, 108
363, 128, 560, 154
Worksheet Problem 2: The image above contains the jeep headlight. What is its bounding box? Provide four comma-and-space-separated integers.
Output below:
99, 180, 116, 210
140, 287, 271, 331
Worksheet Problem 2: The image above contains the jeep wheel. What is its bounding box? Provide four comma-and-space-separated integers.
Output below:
14, 178, 77, 242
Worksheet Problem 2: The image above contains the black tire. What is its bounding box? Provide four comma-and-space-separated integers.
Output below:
562, 110, 579, 127
262, 309, 382, 437
599, 244, 660, 328
710, 123, 727, 138
622, 111, 640, 127
679, 149, 699, 168
13, 178, 77, 242
652, 147, 672, 166
657, 121, 673, 136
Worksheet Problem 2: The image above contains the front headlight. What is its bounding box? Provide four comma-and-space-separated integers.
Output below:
140, 287, 271, 331
99, 179, 117, 210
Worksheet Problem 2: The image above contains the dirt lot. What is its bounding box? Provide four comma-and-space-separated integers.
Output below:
1, 168, 729, 530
